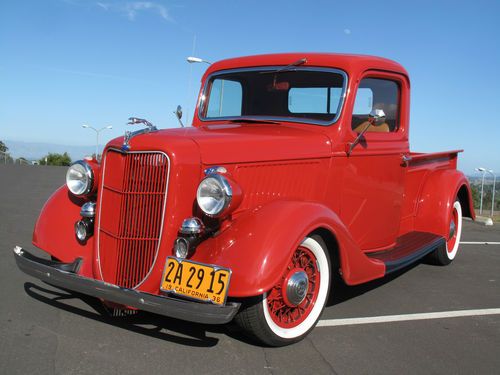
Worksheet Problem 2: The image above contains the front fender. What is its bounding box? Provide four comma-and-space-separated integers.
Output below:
32, 186, 94, 277
415, 169, 474, 237
194, 200, 385, 297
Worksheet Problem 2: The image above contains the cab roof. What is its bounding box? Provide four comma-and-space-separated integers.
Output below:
203, 52, 409, 79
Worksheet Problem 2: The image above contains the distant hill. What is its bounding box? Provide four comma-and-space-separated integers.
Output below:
4, 140, 95, 162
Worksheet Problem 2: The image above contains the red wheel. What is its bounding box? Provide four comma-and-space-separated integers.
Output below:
427, 200, 462, 266
235, 235, 331, 346
265, 246, 321, 329
446, 201, 462, 260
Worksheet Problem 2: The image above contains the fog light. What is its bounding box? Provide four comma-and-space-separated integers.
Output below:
174, 238, 189, 259
75, 218, 93, 242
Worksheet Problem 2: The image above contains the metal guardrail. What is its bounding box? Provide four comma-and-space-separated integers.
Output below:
0, 151, 36, 165
0, 150, 9, 164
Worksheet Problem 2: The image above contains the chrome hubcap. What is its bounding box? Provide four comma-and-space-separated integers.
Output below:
449, 220, 456, 240
286, 271, 309, 306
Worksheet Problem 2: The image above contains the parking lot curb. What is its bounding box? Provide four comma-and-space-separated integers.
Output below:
465, 216, 494, 226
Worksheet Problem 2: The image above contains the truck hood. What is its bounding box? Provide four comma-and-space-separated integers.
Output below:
159, 123, 332, 164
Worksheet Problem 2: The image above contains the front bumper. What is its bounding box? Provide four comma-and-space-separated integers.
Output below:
13, 246, 240, 324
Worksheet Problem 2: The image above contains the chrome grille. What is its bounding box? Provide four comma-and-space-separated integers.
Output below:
97, 149, 170, 289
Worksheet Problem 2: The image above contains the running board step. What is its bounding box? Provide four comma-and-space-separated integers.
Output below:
367, 232, 445, 274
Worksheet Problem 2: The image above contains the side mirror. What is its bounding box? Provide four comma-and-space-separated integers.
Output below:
347, 109, 387, 156
174, 105, 184, 127
175, 105, 183, 120
368, 109, 386, 126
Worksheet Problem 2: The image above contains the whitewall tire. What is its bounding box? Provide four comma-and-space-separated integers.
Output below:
235, 235, 331, 346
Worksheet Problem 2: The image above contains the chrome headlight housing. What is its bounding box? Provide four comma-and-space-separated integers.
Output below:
66, 161, 94, 196
196, 174, 233, 217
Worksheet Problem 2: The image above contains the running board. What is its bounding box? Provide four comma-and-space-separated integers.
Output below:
367, 232, 445, 274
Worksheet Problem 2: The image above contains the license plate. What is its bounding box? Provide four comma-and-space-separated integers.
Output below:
160, 257, 231, 305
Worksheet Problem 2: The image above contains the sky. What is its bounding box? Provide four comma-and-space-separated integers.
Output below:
0, 0, 499, 175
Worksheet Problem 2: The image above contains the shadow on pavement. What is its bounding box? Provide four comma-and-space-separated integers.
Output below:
328, 261, 420, 306
23, 282, 242, 347
23, 260, 427, 347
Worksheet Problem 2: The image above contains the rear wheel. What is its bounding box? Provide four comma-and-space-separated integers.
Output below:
235, 235, 331, 346
427, 200, 462, 266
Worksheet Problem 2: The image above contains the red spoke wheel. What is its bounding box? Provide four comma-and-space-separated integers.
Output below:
265, 246, 320, 328
235, 235, 331, 346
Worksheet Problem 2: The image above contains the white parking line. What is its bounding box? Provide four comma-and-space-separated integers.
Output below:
460, 241, 500, 245
317, 308, 500, 327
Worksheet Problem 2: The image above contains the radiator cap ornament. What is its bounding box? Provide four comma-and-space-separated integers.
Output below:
122, 117, 157, 151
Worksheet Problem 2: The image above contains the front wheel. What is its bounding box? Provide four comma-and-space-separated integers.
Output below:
235, 235, 331, 346
427, 200, 463, 266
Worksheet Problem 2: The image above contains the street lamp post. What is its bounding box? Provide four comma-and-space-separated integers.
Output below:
486, 169, 496, 218
186, 56, 212, 65
186, 56, 212, 126
82, 124, 112, 160
476, 167, 487, 215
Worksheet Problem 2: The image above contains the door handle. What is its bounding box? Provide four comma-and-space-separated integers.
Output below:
401, 154, 412, 167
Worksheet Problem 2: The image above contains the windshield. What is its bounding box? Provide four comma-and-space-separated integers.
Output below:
199, 67, 347, 125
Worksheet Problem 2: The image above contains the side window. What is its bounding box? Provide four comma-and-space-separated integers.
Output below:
351, 78, 400, 133
206, 79, 242, 118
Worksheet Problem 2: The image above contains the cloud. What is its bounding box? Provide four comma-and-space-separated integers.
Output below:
96, 1, 172, 22
96, 2, 110, 10
343, 28, 351, 35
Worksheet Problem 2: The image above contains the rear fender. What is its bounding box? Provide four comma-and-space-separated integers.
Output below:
194, 200, 385, 297
32, 186, 94, 277
415, 169, 474, 237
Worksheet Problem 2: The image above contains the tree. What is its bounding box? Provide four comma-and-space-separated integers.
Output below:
39, 152, 72, 166
0, 140, 8, 153
470, 184, 480, 210
470, 182, 499, 214
0, 140, 12, 163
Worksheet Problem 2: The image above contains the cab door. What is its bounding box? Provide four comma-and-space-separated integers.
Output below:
340, 72, 409, 251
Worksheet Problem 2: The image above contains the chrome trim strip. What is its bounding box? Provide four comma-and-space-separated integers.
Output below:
122, 128, 157, 151
96, 148, 171, 290
198, 66, 349, 126
204, 165, 227, 175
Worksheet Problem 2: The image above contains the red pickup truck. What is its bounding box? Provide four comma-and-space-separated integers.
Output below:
14, 53, 474, 346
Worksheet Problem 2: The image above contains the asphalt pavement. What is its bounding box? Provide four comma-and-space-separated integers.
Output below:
1, 165, 499, 375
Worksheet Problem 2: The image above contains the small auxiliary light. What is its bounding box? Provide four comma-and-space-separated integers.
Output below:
174, 238, 189, 259
173, 217, 206, 258
75, 219, 94, 242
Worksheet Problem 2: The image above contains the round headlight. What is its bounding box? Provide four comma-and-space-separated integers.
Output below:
196, 174, 232, 217
66, 161, 94, 196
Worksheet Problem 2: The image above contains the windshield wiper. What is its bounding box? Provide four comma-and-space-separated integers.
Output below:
261, 57, 308, 74
260, 57, 307, 90
228, 118, 279, 124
